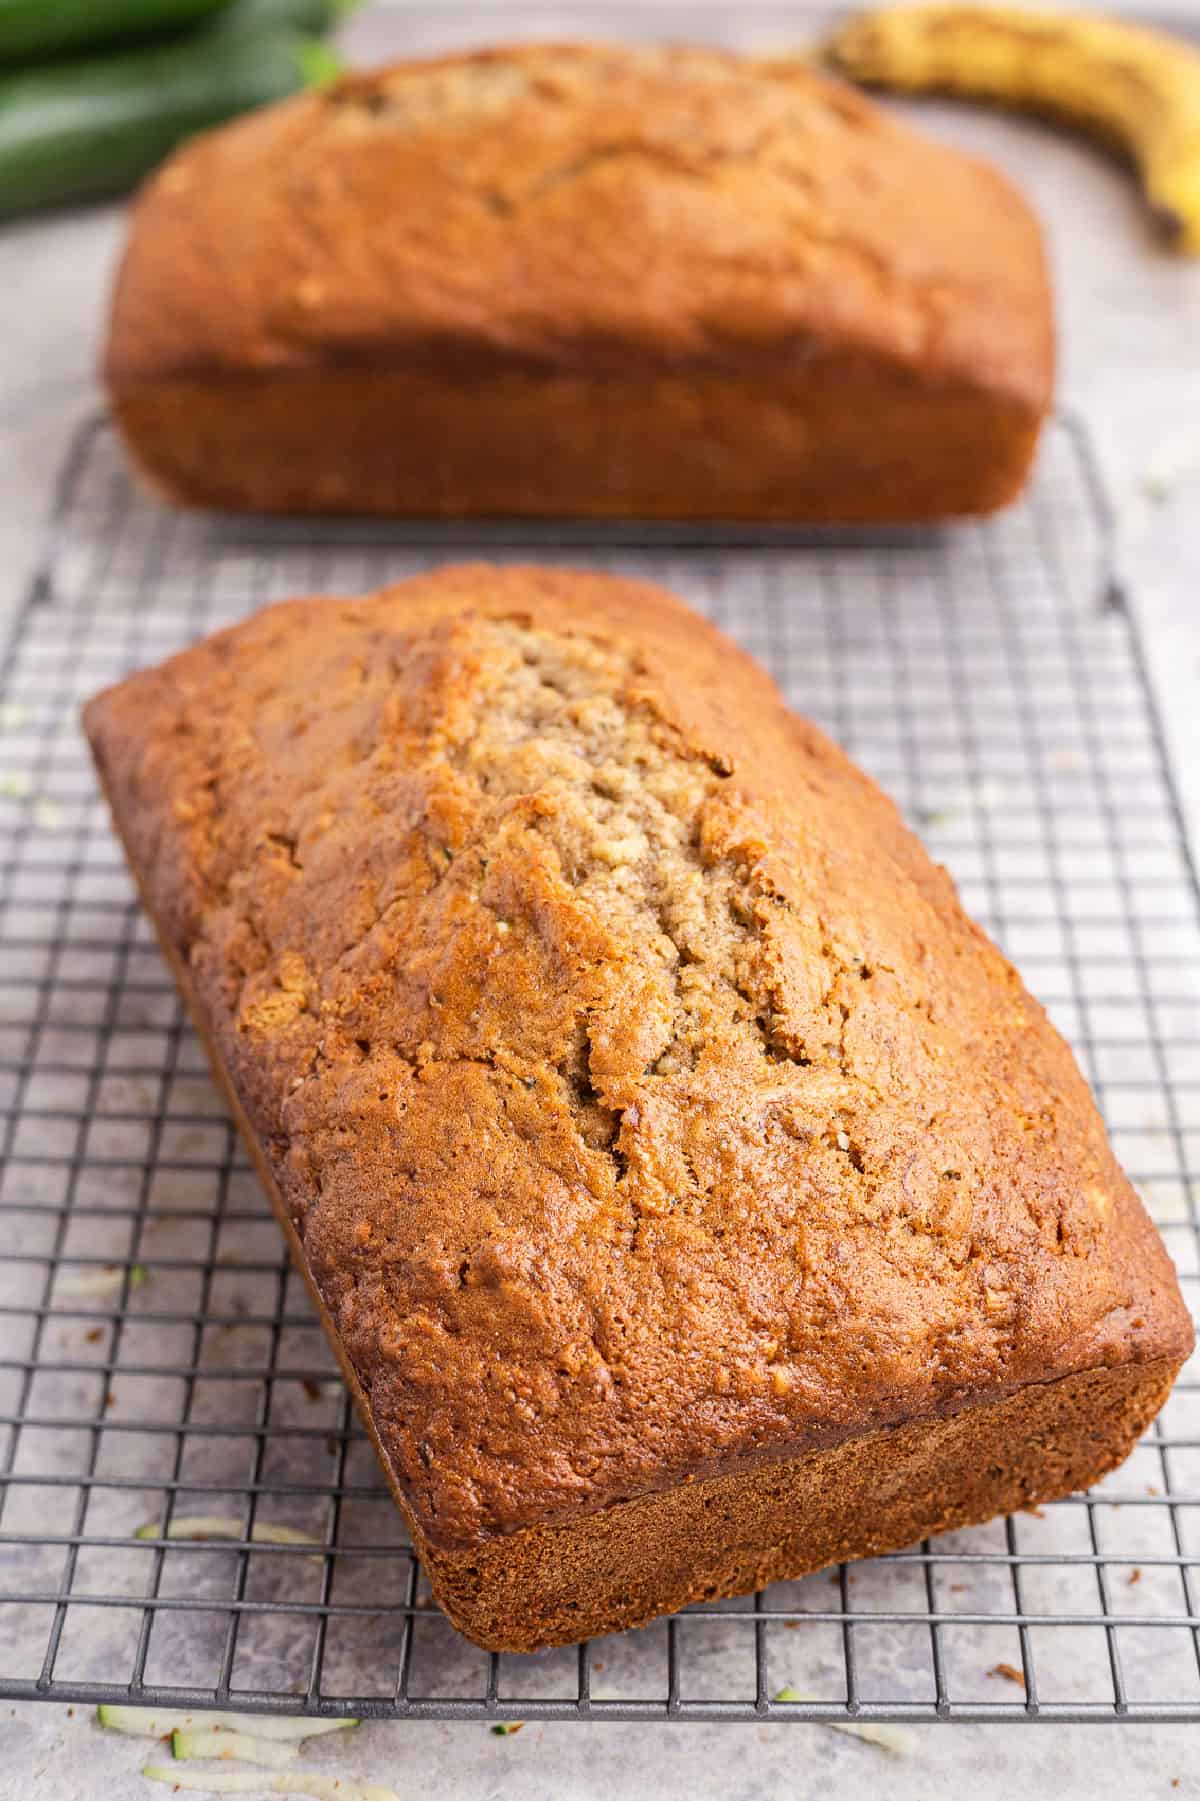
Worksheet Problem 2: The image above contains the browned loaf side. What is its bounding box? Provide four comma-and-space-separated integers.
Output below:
104, 42, 1053, 522
83, 566, 1191, 1651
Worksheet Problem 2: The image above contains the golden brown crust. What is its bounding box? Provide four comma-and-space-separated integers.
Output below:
425, 1356, 1182, 1650
107, 361, 1043, 523
104, 41, 1054, 520
83, 564, 1191, 1605
76, 760, 1189, 1651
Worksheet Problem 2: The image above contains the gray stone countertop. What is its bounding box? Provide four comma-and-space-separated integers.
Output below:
1, 3, 1199, 1795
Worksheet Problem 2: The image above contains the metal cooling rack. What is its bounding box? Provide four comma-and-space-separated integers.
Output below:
0, 413, 1197, 1725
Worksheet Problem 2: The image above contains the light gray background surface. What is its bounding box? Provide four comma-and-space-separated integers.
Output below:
1, 2, 1198, 1794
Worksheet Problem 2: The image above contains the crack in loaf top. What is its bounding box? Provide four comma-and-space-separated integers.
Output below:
83, 566, 1189, 1549
105, 40, 1051, 407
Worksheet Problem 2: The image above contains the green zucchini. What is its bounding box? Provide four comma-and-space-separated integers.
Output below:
0, 29, 341, 220
208, 0, 358, 33
0, 0, 235, 64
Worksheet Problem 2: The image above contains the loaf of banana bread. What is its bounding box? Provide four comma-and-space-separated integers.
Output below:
104, 42, 1053, 521
83, 566, 1191, 1650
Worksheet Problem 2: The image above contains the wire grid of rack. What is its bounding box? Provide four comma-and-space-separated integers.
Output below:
0, 413, 1196, 1725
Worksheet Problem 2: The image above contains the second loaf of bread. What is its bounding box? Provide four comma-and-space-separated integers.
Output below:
105, 42, 1054, 521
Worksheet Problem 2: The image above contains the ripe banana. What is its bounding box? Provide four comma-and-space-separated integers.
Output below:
824, 5, 1200, 253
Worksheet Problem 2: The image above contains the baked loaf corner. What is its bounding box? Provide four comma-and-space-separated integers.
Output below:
104, 42, 1053, 521
83, 566, 1191, 1649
